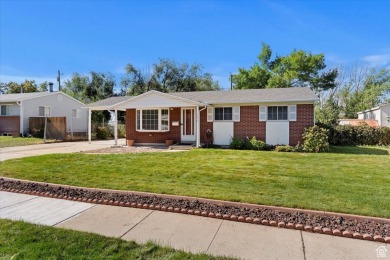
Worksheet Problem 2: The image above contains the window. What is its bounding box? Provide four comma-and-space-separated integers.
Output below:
39, 106, 50, 117
215, 107, 233, 121
1, 105, 9, 116
136, 108, 169, 131
72, 109, 80, 118
268, 106, 287, 120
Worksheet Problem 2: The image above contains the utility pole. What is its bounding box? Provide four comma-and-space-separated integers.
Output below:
230, 73, 233, 90
57, 70, 61, 91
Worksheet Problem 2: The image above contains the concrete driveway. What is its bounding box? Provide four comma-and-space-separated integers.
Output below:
0, 139, 127, 161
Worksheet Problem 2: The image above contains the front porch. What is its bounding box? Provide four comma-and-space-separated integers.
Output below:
86, 91, 209, 147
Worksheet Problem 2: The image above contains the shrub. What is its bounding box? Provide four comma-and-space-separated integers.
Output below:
95, 126, 111, 140
378, 126, 390, 146
302, 126, 329, 153
327, 124, 386, 146
118, 124, 126, 138
275, 145, 294, 152
249, 136, 272, 151
30, 127, 44, 138
229, 137, 245, 149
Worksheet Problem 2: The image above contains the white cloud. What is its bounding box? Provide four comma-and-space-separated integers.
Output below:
362, 54, 390, 66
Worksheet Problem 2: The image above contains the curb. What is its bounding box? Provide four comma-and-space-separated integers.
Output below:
0, 177, 389, 244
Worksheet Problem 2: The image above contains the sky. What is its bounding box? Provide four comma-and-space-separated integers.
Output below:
1, 0, 389, 91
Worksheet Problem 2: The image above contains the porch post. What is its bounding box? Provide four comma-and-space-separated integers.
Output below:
114, 109, 118, 146
88, 108, 92, 143
196, 105, 200, 147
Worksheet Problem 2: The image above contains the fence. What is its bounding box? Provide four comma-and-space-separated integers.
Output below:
29, 117, 66, 140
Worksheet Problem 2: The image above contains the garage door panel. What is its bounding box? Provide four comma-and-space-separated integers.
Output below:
266, 121, 289, 145
213, 122, 233, 145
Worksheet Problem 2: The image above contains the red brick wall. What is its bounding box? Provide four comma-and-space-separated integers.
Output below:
289, 104, 315, 145
200, 108, 213, 143
234, 106, 266, 142
0, 116, 20, 136
126, 108, 181, 144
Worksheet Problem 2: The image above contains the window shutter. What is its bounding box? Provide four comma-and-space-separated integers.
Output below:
233, 106, 240, 122
289, 105, 297, 121
207, 107, 213, 122
259, 106, 267, 121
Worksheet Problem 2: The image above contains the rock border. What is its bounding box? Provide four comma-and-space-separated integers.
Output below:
0, 177, 389, 244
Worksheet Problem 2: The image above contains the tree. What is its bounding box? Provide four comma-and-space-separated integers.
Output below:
315, 66, 390, 124
1, 80, 40, 93
62, 72, 116, 124
121, 58, 220, 95
233, 43, 338, 92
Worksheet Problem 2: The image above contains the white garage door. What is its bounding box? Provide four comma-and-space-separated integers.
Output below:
213, 122, 234, 145
266, 121, 289, 145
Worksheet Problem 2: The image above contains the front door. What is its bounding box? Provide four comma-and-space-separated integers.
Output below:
181, 108, 196, 142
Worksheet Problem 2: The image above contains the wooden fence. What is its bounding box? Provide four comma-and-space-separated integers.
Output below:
29, 117, 66, 140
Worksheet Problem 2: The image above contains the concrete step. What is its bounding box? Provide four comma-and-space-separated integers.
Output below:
169, 144, 195, 150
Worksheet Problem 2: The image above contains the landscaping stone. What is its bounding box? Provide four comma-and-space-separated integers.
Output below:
0, 178, 389, 240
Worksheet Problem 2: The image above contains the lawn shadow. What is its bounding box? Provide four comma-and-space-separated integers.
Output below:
329, 146, 390, 155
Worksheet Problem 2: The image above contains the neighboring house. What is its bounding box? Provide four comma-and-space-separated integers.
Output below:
357, 104, 390, 127
0, 92, 88, 136
338, 119, 379, 127
87, 87, 318, 146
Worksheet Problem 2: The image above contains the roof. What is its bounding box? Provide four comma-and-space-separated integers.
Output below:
170, 87, 319, 104
0, 92, 54, 102
357, 103, 390, 114
86, 96, 133, 109
85, 87, 319, 110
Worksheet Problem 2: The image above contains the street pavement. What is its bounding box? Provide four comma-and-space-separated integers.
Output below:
0, 191, 387, 260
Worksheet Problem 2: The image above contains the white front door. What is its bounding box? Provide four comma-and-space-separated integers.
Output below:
181, 108, 196, 142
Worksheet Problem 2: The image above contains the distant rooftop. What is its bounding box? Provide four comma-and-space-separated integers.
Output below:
0, 92, 54, 103
86, 96, 133, 108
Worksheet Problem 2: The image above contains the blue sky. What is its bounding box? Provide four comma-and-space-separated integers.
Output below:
1, 0, 389, 90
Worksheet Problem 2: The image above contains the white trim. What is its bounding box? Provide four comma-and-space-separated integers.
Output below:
233, 106, 240, 122
207, 107, 213, 122
288, 105, 297, 121
259, 106, 267, 121
136, 108, 170, 132
88, 108, 91, 143
181, 107, 196, 142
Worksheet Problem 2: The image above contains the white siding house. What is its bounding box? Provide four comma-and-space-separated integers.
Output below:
357, 104, 390, 127
0, 92, 88, 136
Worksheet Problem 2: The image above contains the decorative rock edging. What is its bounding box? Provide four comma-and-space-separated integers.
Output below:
0, 177, 389, 244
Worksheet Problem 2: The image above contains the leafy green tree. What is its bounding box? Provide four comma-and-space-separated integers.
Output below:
121, 58, 220, 95
233, 43, 338, 92
39, 81, 49, 92
316, 66, 390, 124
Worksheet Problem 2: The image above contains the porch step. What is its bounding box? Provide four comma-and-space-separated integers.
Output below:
168, 143, 195, 150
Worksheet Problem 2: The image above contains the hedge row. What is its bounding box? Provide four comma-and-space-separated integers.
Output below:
318, 124, 390, 146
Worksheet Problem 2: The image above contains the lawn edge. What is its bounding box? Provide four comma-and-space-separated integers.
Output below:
1, 176, 389, 244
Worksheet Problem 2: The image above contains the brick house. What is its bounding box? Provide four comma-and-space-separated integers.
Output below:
0, 92, 88, 137
87, 87, 319, 146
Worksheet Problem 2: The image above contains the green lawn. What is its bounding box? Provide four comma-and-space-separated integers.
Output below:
1, 147, 389, 218
0, 136, 47, 148
0, 219, 228, 259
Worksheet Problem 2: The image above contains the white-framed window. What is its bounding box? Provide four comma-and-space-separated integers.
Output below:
136, 108, 169, 131
39, 106, 51, 117
215, 107, 233, 121
72, 109, 81, 118
267, 106, 288, 120
1, 105, 9, 116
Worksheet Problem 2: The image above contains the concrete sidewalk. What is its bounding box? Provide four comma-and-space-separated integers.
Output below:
0, 139, 127, 161
0, 191, 387, 260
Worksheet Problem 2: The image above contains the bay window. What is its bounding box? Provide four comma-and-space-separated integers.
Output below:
136, 108, 169, 131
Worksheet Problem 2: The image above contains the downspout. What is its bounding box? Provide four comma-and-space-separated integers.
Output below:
16, 101, 23, 136
196, 105, 208, 147
88, 108, 92, 143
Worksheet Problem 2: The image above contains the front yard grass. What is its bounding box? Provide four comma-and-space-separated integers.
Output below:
1, 147, 389, 218
0, 136, 46, 148
0, 219, 227, 259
